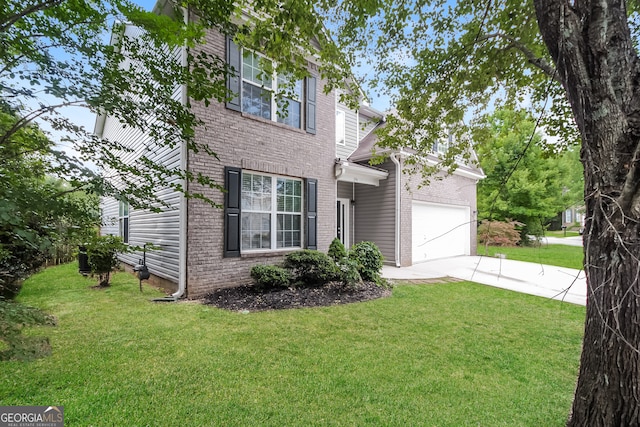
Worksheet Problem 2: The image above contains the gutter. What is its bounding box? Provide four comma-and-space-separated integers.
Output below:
173, 6, 190, 300
390, 152, 402, 267
155, 6, 189, 301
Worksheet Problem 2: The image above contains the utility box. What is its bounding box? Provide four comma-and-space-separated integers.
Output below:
78, 246, 91, 275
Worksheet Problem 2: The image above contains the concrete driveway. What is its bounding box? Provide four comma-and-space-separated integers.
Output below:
539, 236, 583, 247
382, 256, 586, 306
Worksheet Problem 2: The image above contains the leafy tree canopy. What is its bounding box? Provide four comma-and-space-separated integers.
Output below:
476, 108, 583, 236
0, 103, 99, 298
0, 0, 356, 210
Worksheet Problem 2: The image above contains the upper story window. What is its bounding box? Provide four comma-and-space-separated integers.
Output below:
336, 109, 346, 145
434, 132, 453, 156
118, 201, 129, 244
226, 37, 317, 134
239, 49, 304, 127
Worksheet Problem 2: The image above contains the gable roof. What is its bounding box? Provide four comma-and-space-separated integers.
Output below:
349, 119, 485, 180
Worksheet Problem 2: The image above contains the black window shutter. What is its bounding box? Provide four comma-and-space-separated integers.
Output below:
224, 166, 242, 257
226, 36, 242, 112
306, 178, 318, 249
305, 76, 317, 134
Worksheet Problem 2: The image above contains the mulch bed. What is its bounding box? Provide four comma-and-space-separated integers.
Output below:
203, 281, 392, 312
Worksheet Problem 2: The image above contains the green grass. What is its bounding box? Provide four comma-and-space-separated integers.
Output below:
1, 263, 585, 426
479, 244, 584, 270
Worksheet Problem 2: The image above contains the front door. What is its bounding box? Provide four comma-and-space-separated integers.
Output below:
337, 198, 350, 248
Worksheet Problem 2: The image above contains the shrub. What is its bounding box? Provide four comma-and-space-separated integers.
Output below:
477, 220, 522, 247
283, 250, 338, 286
337, 258, 362, 287
85, 235, 128, 287
328, 238, 347, 262
250, 264, 291, 289
349, 241, 384, 282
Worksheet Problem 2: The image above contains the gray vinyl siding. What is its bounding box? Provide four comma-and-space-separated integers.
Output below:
337, 181, 354, 199
98, 24, 183, 284
353, 160, 397, 264
336, 103, 358, 159
358, 115, 378, 142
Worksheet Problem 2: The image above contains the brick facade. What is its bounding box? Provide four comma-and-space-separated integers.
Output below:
184, 30, 336, 298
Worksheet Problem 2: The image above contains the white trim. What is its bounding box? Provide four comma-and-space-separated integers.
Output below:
334, 161, 389, 186
390, 153, 402, 267
337, 198, 351, 248
397, 149, 486, 180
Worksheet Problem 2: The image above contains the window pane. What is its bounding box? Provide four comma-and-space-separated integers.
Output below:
241, 212, 271, 249
277, 75, 302, 100
242, 51, 272, 87
242, 174, 271, 211
242, 82, 271, 120
277, 213, 301, 248
277, 98, 301, 128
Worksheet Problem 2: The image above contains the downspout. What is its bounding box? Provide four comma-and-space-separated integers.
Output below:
390, 152, 401, 267
171, 6, 190, 300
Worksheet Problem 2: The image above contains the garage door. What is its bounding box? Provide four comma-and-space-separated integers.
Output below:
412, 201, 470, 263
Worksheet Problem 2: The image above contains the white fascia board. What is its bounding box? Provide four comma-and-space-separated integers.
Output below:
335, 161, 389, 186
398, 149, 486, 180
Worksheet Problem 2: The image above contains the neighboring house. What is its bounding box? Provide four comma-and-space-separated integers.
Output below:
97, 7, 484, 298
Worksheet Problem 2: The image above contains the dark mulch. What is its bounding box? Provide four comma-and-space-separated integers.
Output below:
204, 281, 392, 312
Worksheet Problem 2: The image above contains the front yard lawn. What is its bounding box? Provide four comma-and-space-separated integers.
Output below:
1, 263, 585, 426
479, 244, 584, 270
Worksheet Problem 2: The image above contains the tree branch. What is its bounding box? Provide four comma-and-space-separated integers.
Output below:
0, 100, 89, 146
0, 0, 65, 32
477, 32, 561, 83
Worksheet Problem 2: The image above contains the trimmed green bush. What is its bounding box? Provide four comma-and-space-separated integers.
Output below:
337, 258, 362, 287
328, 238, 347, 262
283, 250, 338, 286
250, 264, 291, 289
349, 241, 384, 281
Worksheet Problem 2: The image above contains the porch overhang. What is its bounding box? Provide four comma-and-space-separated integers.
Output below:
335, 160, 389, 186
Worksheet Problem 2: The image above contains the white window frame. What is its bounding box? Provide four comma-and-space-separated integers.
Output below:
241, 172, 304, 252
336, 109, 346, 145
241, 48, 303, 128
118, 200, 129, 244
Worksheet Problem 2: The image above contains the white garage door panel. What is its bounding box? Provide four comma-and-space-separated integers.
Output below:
412, 202, 470, 263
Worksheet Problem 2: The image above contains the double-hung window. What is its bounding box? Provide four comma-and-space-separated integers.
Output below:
118, 201, 129, 244
241, 172, 302, 251
241, 50, 303, 127
226, 37, 316, 134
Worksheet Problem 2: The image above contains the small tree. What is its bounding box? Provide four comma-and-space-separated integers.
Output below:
328, 238, 347, 262
85, 235, 128, 287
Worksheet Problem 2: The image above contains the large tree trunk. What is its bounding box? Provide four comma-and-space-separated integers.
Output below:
535, 0, 640, 424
